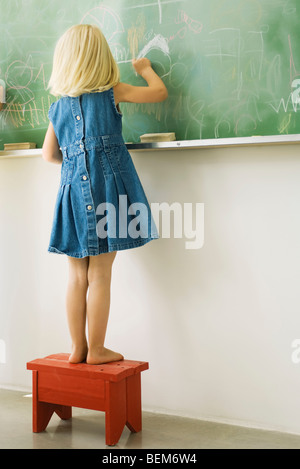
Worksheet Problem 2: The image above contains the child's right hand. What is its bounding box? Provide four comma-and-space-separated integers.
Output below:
132, 58, 152, 77
114, 57, 167, 104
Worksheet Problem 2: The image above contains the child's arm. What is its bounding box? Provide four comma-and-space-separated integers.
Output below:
42, 122, 63, 164
114, 58, 168, 104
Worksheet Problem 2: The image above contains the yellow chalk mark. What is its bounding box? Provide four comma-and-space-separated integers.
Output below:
123, 102, 163, 121
279, 113, 292, 134
128, 14, 146, 59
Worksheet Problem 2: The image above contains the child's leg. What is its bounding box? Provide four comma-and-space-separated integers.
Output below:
66, 256, 89, 363
86, 251, 123, 365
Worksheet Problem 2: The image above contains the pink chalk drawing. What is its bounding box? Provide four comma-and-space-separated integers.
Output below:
170, 9, 203, 41
175, 10, 203, 34
288, 34, 300, 85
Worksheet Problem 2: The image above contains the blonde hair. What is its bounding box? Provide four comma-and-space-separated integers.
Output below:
48, 24, 120, 97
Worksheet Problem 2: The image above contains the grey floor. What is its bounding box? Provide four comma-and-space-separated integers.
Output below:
2, 388, 300, 449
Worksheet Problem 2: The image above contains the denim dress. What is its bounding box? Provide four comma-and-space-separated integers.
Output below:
47, 89, 159, 258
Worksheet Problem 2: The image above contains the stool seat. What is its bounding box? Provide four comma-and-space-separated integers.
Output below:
27, 353, 149, 446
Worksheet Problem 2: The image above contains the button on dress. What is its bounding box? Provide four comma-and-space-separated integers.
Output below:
47, 88, 159, 258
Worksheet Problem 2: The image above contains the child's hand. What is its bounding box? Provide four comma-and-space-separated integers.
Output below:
132, 58, 152, 77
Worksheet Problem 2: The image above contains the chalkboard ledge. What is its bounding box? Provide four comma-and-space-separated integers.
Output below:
126, 134, 300, 151
1, 134, 300, 159
0, 149, 43, 159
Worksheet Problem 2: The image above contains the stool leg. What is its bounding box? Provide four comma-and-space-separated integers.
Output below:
32, 371, 72, 432
55, 405, 72, 421
105, 380, 126, 446
126, 373, 142, 433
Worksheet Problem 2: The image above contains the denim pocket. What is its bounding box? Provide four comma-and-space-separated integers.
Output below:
115, 146, 133, 173
102, 144, 125, 176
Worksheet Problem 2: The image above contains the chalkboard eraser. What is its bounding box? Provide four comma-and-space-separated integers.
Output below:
4, 142, 37, 150
140, 132, 176, 143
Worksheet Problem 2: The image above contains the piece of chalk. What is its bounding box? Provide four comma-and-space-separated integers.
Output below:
140, 132, 176, 143
4, 142, 37, 150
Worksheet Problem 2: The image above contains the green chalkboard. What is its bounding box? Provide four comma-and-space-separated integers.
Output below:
1, 0, 300, 149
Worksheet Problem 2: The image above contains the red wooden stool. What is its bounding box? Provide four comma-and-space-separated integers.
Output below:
26, 353, 148, 446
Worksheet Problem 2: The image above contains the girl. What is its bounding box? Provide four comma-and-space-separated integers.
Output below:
42, 24, 167, 365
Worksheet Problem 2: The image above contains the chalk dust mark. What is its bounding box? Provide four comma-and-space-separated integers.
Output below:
137, 34, 169, 59
128, 14, 146, 59
279, 113, 292, 134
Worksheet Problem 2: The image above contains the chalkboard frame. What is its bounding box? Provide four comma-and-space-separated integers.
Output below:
1, 0, 300, 149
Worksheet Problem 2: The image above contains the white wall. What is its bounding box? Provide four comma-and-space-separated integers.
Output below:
1, 144, 300, 434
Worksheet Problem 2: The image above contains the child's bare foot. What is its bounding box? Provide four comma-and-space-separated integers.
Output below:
86, 346, 124, 365
69, 343, 88, 364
